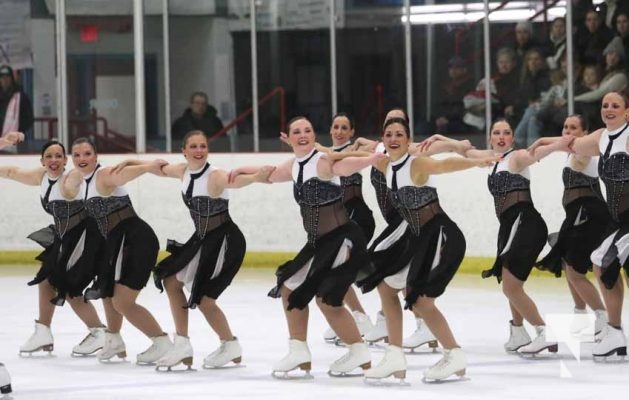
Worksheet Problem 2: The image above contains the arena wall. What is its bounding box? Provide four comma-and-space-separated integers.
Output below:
0, 152, 569, 257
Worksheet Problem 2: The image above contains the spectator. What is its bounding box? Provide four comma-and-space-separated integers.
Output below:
513, 21, 541, 65
575, 36, 628, 130
431, 56, 477, 135
463, 47, 519, 131
0, 65, 33, 152
514, 68, 563, 147
575, 9, 615, 65
614, 12, 629, 65
171, 92, 224, 150
505, 49, 550, 130
599, 0, 629, 30
538, 62, 599, 135
543, 17, 567, 71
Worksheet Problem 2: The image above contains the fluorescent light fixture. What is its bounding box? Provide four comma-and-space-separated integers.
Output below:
403, 1, 567, 24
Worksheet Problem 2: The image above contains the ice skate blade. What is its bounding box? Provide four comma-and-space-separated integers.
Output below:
365, 337, 388, 345
271, 370, 313, 380
202, 357, 245, 370
98, 351, 127, 363
519, 344, 559, 358
156, 364, 196, 372
422, 369, 468, 383
364, 376, 409, 386
324, 337, 338, 344
364, 370, 409, 386
404, 340, 439, 354
71, 349, 102, 357
19, 343, 54, 357
328, 361, 371, 378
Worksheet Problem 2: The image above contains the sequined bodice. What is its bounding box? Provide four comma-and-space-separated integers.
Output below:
563, 167, 600, 190
370, 167, 397, 222
43, 199, 84, 219
85, 195, 132, 220
487, 171, 531, 216
340, 173, 362, 188
390, 186, 439, 235
598, 152, 629, 222
293, 178, 343, 206
182, 195, 229, 217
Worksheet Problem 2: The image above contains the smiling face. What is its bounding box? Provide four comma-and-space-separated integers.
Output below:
71, 142, 98, 176
288, 118, 316, 157
182, 133, 209, 169
329, 115, 354, 146
600, 92, 628, 130
561, 115, 587, 138
382, 121, 410, 160
41, 144, 67, 178
489, 120, 514, 152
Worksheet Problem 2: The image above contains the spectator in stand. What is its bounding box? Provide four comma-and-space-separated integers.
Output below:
538, 62, 599, 136
463, 47, 519, 131
599, 0, 629, 30
511, 47, 551, 145
575, 9, 615, 66
513, 21, 541, 66
171, 92, 224, 151
543, 17, 567, 71
430, 56, 477, 135
575, 36, 628, 130
614, 12, 629, 66
515, 67, 566, 147
0, 65, 33, 153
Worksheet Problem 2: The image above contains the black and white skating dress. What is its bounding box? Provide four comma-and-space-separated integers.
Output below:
28, 172, 102, 302
483, 150, 548, 282
537, 155, 611, 276
368, 143, 406, 254
84, 166, 159, 298
359, 154, 466, 309
591, 123, 629, 289
334, 142, 376, 242
154, 163, 246, 308
268, 149, 369, 310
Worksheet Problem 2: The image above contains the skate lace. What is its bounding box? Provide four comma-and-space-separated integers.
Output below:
78, 332, 96, 346
432, 353, 451, 371
334, 351, 354, 366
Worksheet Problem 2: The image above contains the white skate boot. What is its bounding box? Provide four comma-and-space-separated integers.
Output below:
364, 311, 388, 344
137, 334, 173, 365
423, 347, 467, 382
323, 326, 337, 343
593, 325, 627, 361
403, 318, 438, 353
364, 345, 407, 385
203, 337, 242, 368
328, 342, 371, 377
518, 326, 558, 356
504, 321, 531, 353
156, 334, 193, 371
353, 311, 375, 337
97, 331, 126, 362
569, 308, 591, 334
72, 327, 106, 356
19, 321, 54, 356
272, 339, 312, 379
594, 310, 608, 335
0, 362, 12, 396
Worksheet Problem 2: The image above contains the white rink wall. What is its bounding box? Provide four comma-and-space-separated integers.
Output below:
0, 152, 570, 256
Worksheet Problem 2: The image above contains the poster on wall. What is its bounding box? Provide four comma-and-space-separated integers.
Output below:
229, 0, 345, 31
0, 0, 32, 69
